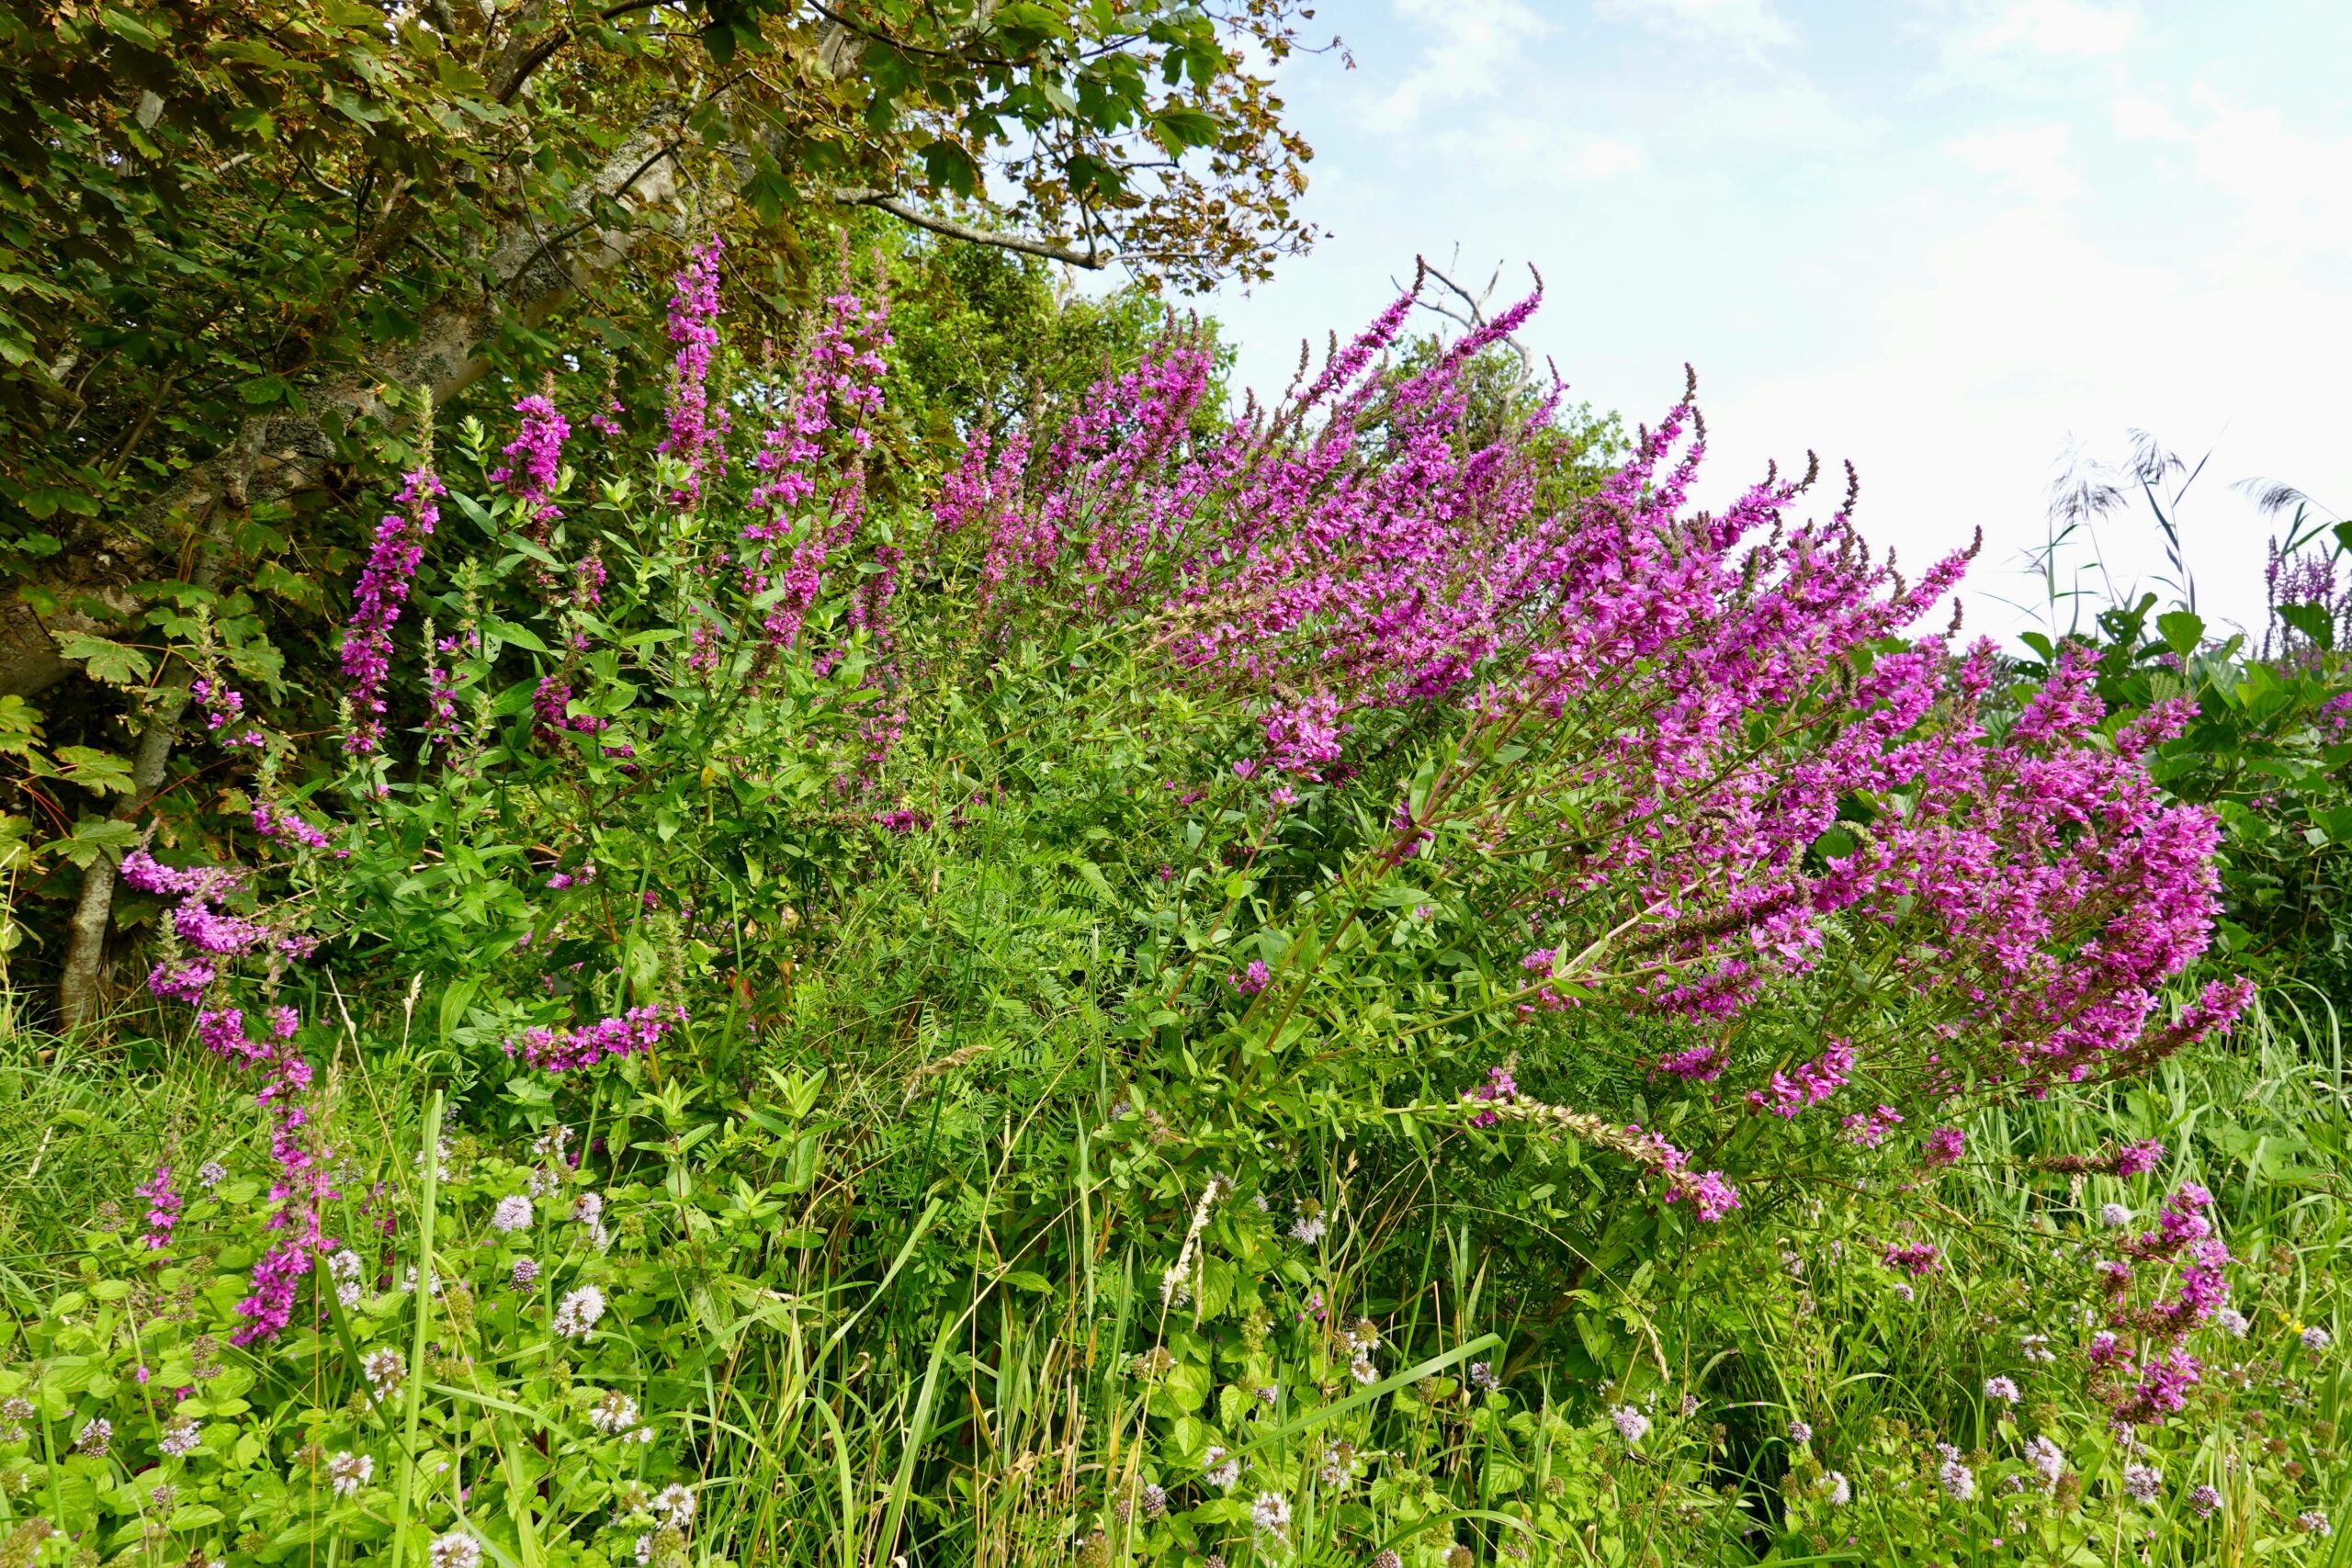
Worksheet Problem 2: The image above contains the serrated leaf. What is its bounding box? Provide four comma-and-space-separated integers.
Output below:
57, 817, 140, 867
53, 746, 135, 795
52, 632, 152, 686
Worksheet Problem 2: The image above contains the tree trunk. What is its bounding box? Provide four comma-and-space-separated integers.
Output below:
54, 660, 199, 1032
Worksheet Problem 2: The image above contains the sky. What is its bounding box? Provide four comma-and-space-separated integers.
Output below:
1182, 0, 2352, 646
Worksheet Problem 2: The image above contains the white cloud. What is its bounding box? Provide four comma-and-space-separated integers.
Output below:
1597, 0, 1794, 51
1942, 124, 2079, 206
1432, 117, 1645, 188
1195, 0, 2352, 640
2113, 85, 2352, 261
1941, 1, 2141, 67
1374, 0, 1554, 125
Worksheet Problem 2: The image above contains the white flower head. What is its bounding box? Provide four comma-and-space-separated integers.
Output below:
589, 1392, 642, 1436
328, 1451, 374, 1496
2024, 1435, 2064, 1491
1204, 1445, 1240, 1490
553, 1285, 606, 1339
361, 1347, 407, 1396
492, 1195, 534, 1234
328, 1248, 365, 1308
428, 1531, 481, 1568
1611, 1405, 1649, 1446
653, 1483, 695, 1529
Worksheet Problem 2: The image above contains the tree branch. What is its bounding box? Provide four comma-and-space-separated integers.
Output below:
831, 186, 1108, 268
0, 117, 689, 703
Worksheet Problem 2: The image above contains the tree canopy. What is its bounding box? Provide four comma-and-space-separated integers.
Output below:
0, 0, 1327, 1014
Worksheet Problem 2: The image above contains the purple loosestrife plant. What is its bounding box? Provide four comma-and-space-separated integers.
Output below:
341, 466, 443, 755
657, 234, 727, 508
121, 851, 338, 1342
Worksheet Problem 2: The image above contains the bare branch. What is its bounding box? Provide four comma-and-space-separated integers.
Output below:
831, 186, 1108, 268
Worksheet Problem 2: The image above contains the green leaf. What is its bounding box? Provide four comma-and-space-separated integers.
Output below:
52, 746, 135, 795
742, 166, 796, 226
438, 976, 481, 1041
1150, 107, 1220, 151
19, 484, 100, 519
2277, 602, 2336, 650
920, 139, 980, 198
57, 816, 140, 867
484, 617, 550, 654
1162, 1359, 1210, 1412
2156, 610, 2205, 659
52, 632, 152, 686
97, 6, 165, 47
324, 86, 387, 126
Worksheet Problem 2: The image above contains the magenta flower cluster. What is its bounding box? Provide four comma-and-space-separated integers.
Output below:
1459, 1064, 1518, 1128
503, 1004, 688, 1075
341, 466, 443, 755
2091, 1179, 2237, 1429
253, 801, 333, 852
490, 393, 570, 525
738, 282, 891, 653
922, 274, 2247, 1137
1747, 1040, 1856, 1118
133, 1165, 180, 1251
190, 677, 262, 749
120, 850, 338, 1342
657, 234, 728, 507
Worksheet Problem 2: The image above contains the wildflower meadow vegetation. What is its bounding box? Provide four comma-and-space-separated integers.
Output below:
4, 7, 2352, 1566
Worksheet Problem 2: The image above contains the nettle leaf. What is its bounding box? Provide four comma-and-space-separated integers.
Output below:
52, 632, 153, 687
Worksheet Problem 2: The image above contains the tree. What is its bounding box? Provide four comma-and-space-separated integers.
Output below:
0, 0, 1328, 1022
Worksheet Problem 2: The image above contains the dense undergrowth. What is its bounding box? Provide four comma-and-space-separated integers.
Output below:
1, 995, 2344, 1566
2, 237, 2349, 1567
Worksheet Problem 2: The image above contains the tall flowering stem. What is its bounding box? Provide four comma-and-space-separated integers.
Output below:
503, 1005, 687, 1075
740, 281, 893, 652
1465, 1077, 1740, 1222
657, 235, 727, 508
941, 275, 2245, 1109
342, 467, 444, 755
121, 850, 337, 1342
491, 391, 571, 585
